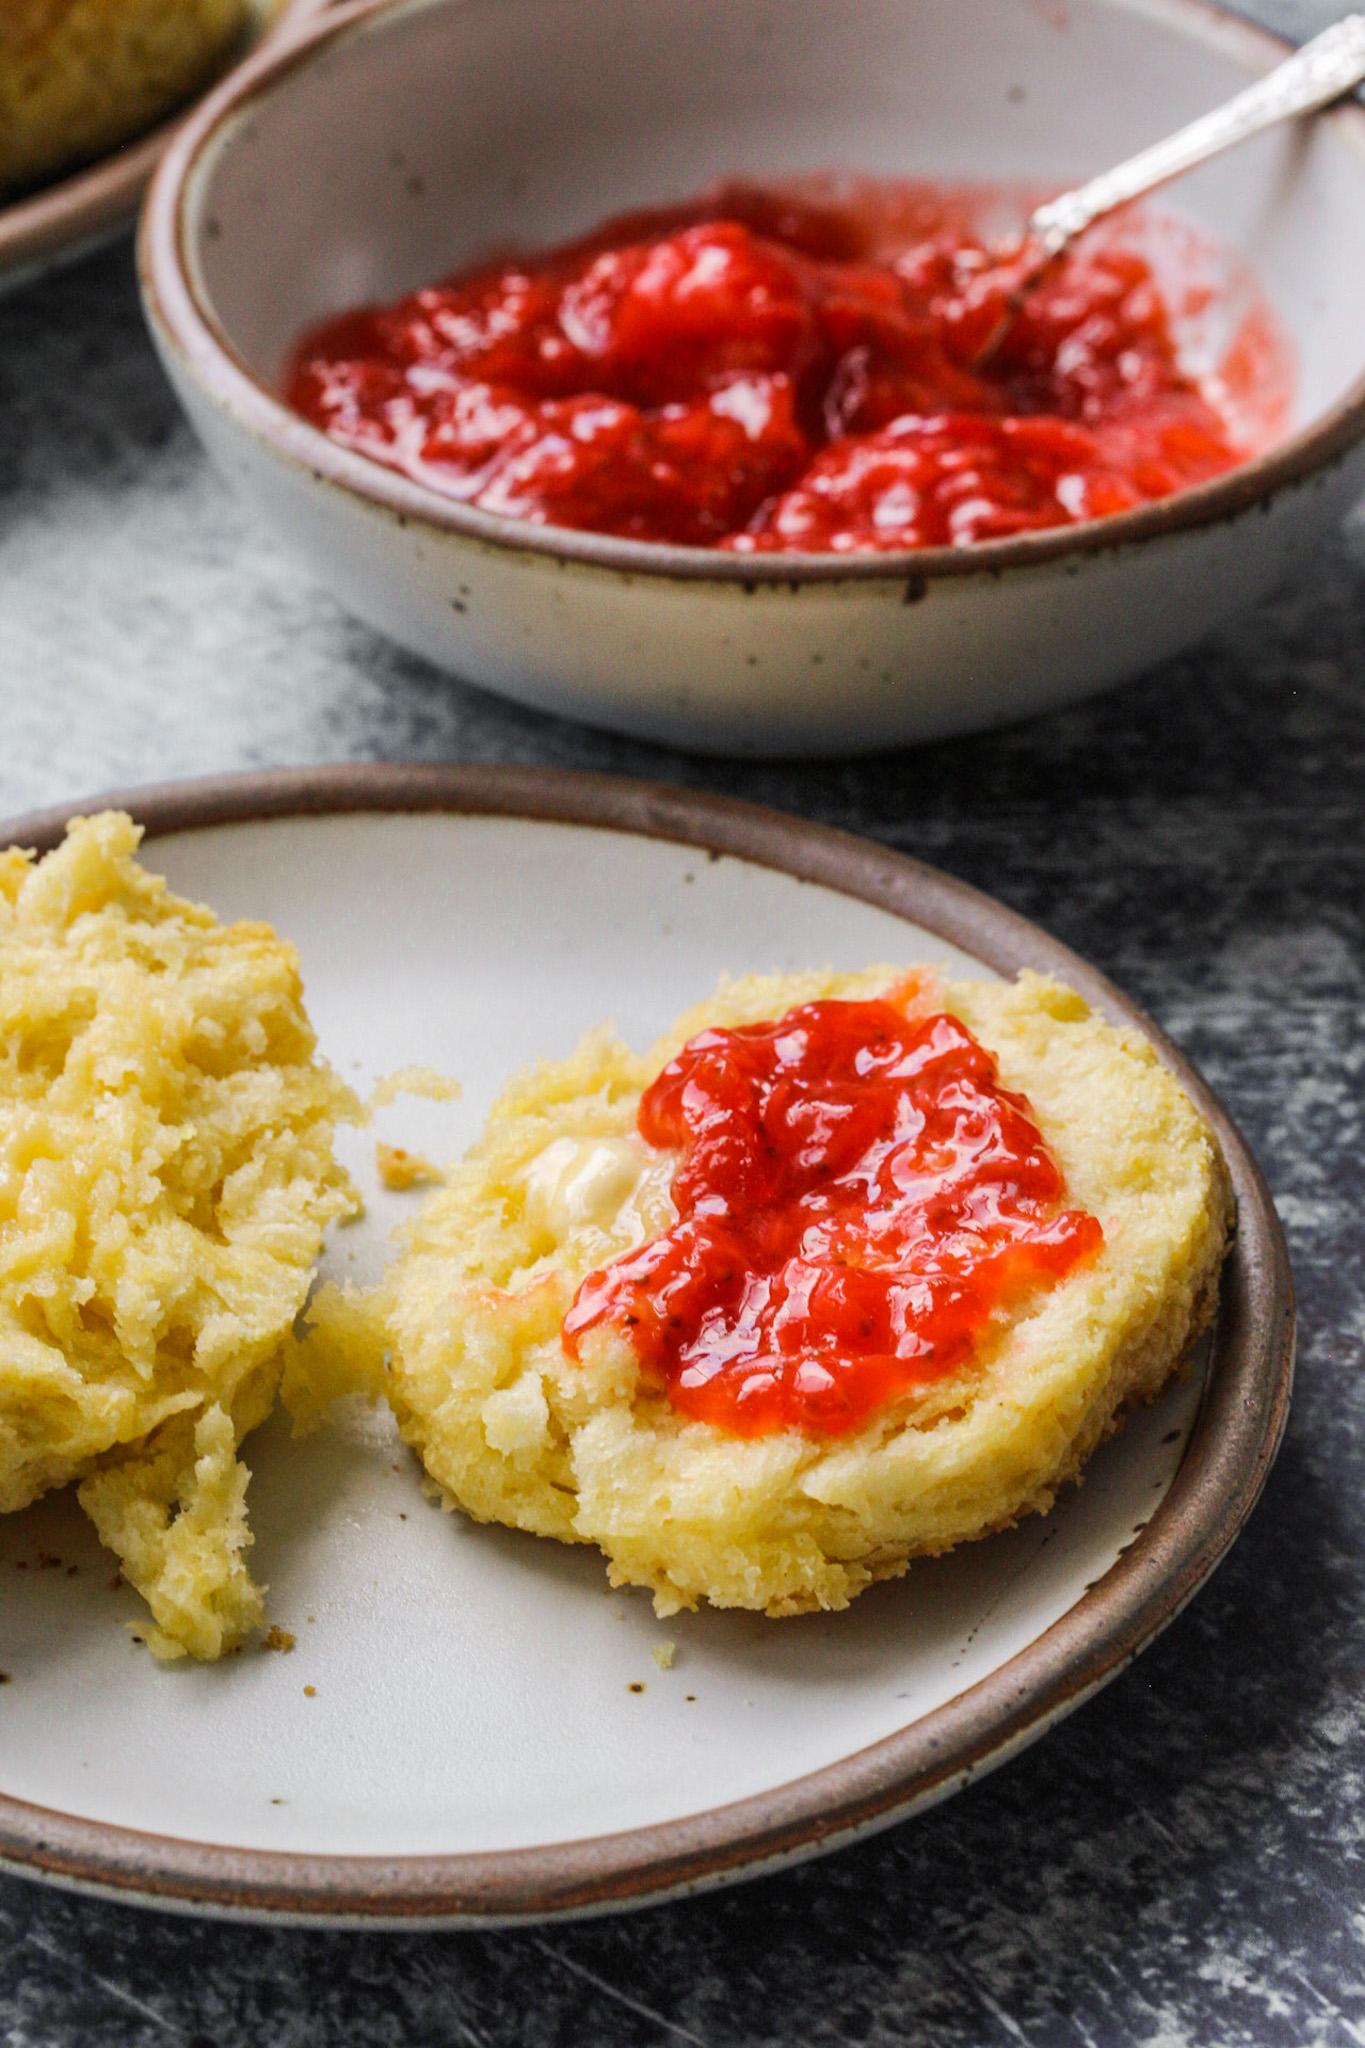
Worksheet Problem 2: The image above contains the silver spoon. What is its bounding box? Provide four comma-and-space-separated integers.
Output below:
972, 11, 1365, 364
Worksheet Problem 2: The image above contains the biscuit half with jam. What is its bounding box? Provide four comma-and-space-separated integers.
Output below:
296, 967, 1231, 1618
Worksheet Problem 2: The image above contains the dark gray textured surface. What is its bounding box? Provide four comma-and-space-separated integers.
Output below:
3, 4, 1364, 2035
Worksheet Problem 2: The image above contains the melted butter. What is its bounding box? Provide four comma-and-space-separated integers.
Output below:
521, 1136, 675, 1250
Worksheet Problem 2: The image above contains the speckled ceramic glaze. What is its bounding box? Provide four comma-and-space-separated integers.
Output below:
139, 0, 1365, 754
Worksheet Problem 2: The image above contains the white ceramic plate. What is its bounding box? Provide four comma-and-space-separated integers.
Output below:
0, 768, 1292, 1923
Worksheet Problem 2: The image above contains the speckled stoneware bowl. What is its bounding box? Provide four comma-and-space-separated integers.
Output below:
140, 0, 1365, 756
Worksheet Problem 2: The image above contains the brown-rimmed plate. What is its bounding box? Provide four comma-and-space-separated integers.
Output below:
0, 0, 331, 296
0, 765, 1292, 1925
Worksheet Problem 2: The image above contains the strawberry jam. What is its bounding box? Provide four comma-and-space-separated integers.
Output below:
562, 1000, 1103, 1437
287, 180, 1274, 552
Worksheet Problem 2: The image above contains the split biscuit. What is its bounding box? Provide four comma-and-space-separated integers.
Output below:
296, 967, 1232, 1618
0, 812, 358, 1657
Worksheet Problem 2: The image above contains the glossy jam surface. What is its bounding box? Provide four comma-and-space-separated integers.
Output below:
562, 1000, 1103, 1437
287, 181, 1282, 552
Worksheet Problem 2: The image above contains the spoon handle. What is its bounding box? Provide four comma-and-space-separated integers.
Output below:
1028, 13, 1365, 255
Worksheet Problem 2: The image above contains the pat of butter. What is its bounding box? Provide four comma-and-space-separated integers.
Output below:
522, 1135, 674, 1246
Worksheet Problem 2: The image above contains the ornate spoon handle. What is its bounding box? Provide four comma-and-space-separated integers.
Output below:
1028, 13, 1365, 257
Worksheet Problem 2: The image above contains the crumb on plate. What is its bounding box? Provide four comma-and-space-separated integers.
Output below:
369, 1066, 462, 1108
375, 1142, 443, 1191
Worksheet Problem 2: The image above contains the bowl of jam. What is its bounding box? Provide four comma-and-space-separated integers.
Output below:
140, 0, 1365, 754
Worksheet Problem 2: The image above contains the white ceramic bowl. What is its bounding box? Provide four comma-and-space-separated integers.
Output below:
140, 0, 1365, 756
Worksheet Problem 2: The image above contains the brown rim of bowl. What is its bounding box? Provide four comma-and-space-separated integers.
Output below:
0, 0, 334, 289
138, 0, 1365, 589
0, 763, 1295, 1925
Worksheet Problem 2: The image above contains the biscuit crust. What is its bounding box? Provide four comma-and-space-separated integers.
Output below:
0, 0, 248, 196
306, 968, 1232, 1618
0, 813, 359, 1656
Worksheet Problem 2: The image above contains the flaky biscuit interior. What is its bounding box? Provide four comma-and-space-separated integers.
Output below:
0, 812, 359, 1657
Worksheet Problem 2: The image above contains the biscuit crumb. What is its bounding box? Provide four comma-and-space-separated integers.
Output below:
370, 1066, 462, 1108
651, 1641, 677, 1670
628, 1681, 646, 1694
375, 1142, 443, 1191
264, 1626, 296, 1653
303, 1684, 317, 1698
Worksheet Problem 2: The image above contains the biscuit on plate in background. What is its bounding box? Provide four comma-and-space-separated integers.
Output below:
0, 0, 249, 196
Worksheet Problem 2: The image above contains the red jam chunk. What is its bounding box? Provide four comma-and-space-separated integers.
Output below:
561, 1000, 1103, 1437
287, 182, 1267, 551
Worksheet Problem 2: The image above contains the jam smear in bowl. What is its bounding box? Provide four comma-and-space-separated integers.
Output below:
287, 179, 1289, 554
